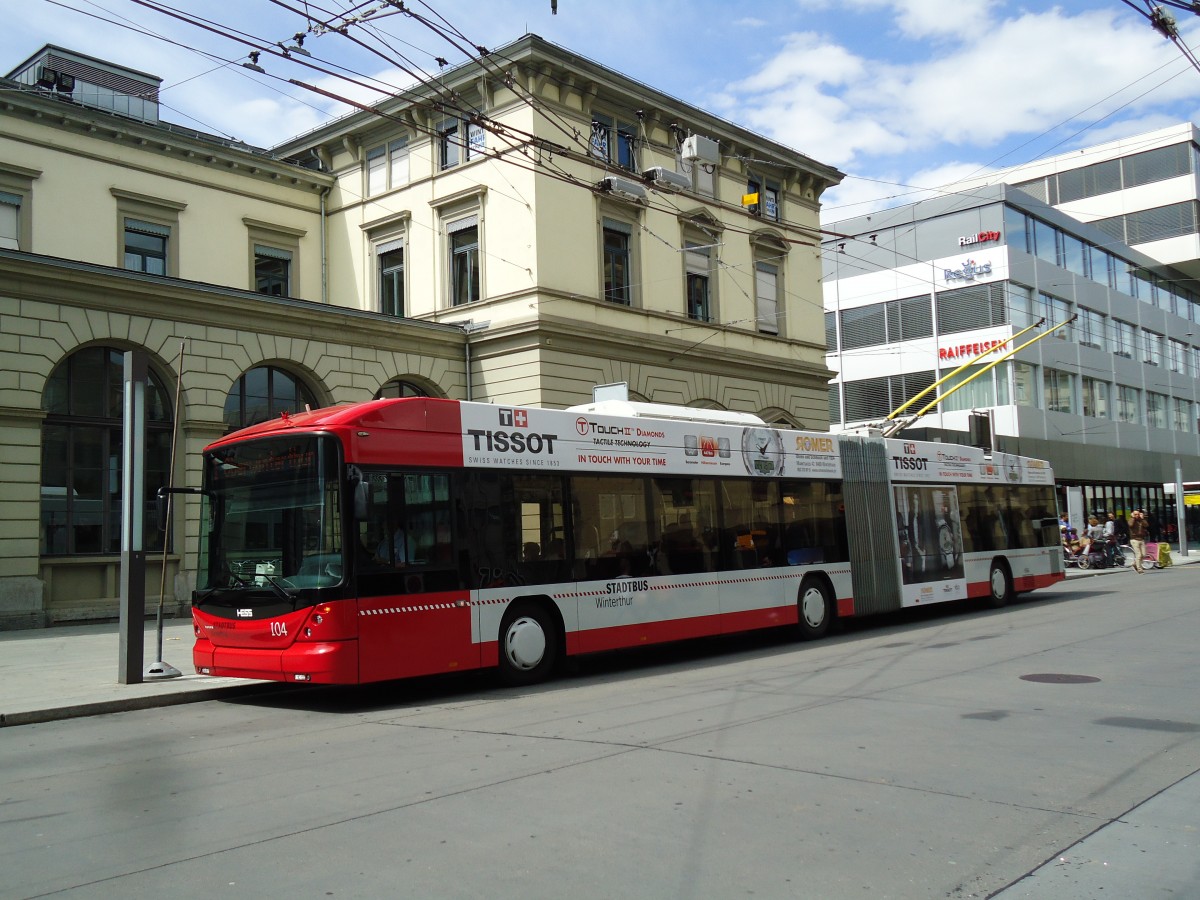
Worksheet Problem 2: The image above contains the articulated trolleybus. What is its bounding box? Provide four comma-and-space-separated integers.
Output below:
189, 398, 1063, 686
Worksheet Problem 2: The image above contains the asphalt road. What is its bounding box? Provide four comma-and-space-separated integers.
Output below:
3, 567, 1198, 899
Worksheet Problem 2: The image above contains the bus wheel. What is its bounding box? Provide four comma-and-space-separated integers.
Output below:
987, 560, 1013, 608
797, 577, 832, 640
498, 602, 558, 686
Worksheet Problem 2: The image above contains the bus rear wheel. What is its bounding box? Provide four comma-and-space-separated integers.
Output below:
987, 560, 1013, 608
797, 577, 832, 640
498, 602, 559, 686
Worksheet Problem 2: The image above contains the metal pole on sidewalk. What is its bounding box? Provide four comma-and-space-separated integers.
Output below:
118, 350, 146, 685
1175, 459, 1188, 557
146, 341, 185, 680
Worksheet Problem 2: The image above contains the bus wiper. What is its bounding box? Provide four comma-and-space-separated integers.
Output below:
259, 573, 297, 605
194, 566, 253, 604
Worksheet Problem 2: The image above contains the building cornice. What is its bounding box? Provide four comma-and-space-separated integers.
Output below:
0, 249, 465, 357
1, 84, 333, 193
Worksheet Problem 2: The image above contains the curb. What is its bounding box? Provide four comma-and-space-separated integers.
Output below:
0, 683, 287, 728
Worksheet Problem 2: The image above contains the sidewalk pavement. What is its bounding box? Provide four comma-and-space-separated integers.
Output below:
3, 546, 1197, 728
0, 617, 279, 727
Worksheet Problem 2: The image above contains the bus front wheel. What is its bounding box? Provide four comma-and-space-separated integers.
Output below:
797, 577, 832, 640
987, 560, 1013, 608
498, 602, 559, 686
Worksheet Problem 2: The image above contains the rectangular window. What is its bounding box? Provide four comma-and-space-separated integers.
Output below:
746, 176, 761, 215
1057, 158, 1121, 202
1123, 142, 1192, 188
1125, 201, 1198, 244
466, 121, 486, 161
367, 146, 386, 196
1059, 233, 1087, 277
842, 371, 933, 422
1169, 339, 1189, 374
368, 139, 410, 195
572, 474, 652, 580
762, 183, 780, 221
602, 220, 632, 305
1032, 218, 1058, 265
1146, 391, 1168, 429
1081, 377, 1109, 419
253, 245, 291, 296
378, 239, 404, 317
449, 222, 479, 305
1110, 319, 1135, 358
1043, 368, 1075, 413
941, 366, 1007, 412
1077, 307, 1105, 350
0, 191, 20, 250
755, 262, 779, 334
1088, 246, 1117, 289
1008, 283, 1036, 327
887, 295, 933, 341
685, 242, 711, 322
937, 283, 1008, 334
389, 139, 410, 186
440, 121, 460, 169
1004, 206, 1030, 253
1171, 397, 1192, 432
1013, 362, 1038, 408
1041, 293, 1073, 341
590, 114, 637, 172
1116, 385, 1140, 424
1143, 329, 1163, 366
840, 303, 887, 349
123, 219, 168, 275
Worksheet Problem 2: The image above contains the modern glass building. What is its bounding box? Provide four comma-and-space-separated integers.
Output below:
823, 182, 1200, 542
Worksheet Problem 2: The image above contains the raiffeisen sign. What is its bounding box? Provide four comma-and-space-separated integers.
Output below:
958, 230, 1000, 247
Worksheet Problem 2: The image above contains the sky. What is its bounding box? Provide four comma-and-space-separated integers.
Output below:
5, 0, 1200, 220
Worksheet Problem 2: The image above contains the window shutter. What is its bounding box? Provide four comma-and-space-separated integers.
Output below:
755, 263, 778, 334
125, 217, 170, 237
446, 214, 478, 235
254, 244, 292, 261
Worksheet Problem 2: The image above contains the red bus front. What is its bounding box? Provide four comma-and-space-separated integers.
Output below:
190, 419, 480, 684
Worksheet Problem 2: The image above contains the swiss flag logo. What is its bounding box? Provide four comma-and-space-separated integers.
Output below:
499, 408, 529, 428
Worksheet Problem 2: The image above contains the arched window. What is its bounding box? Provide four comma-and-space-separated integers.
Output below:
375, 379, 428, 399
40, 347, 173, 555
224, 365, 317, 432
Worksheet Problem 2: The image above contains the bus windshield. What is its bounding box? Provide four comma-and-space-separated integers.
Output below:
196, 434, 344, 603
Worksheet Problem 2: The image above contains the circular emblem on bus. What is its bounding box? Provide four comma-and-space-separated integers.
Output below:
741, 427, 784, 476
576, 417, 590, 436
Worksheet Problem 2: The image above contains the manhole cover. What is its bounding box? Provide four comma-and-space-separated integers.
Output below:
1020, 673, 1101, 684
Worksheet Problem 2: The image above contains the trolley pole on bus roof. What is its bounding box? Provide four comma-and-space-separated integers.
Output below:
883, 316, 1075, 438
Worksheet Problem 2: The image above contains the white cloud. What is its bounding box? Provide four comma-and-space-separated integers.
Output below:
715, 3, 1198, 184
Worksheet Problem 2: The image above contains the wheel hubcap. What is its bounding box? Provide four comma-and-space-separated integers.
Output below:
801, 588, 825, 628
991, 569, 1005, 599
505, 617, 546, 671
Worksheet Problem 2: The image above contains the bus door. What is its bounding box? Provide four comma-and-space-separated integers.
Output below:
355, 470, 474, 681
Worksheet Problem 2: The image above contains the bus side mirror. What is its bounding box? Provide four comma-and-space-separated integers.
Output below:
155, 487, 168, 530
155, 486, 205, 531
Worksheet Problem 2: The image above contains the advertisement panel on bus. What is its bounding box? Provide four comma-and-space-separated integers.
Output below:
460, 404, 844, 480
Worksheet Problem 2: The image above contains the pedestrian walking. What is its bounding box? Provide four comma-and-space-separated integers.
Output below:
1129, 508, 1150, 574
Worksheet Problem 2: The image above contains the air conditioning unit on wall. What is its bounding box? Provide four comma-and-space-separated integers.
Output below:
681, 134, 720, 165
643, 166, 691, 192
600, 175, 647, 203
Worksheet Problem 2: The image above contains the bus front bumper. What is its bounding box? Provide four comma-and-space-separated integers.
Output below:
194, 638, 359, 684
